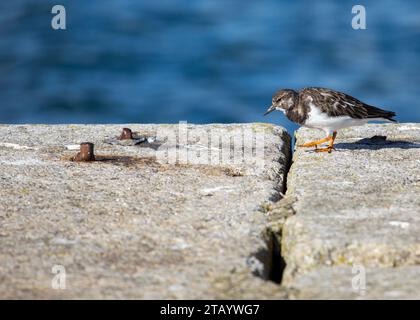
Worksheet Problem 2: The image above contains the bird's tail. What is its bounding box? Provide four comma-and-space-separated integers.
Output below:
386, 115, 398, 123
366, 106, 397, 122
382, 111, 397, 123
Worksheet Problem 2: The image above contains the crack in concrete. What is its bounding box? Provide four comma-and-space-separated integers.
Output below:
251, 129, 297, 286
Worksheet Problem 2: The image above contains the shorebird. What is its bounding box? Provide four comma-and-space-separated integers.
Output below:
264, 87, 397, 153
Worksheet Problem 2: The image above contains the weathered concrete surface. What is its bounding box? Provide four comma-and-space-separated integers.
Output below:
288, 266, 420, 299
0, 123, 290, 299
2, 123, 419, 299
281, 123, 420, 299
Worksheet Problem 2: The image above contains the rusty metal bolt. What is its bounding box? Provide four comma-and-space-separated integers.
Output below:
118, 128, 134, 140
72, 142, 95, 161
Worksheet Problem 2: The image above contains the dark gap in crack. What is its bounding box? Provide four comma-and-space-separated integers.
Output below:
269, 231, 286, 284
267, 130, 293, 285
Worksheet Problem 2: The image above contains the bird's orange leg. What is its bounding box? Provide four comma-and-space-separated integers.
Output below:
314, 131, 337, 153
298, 136, 332, 148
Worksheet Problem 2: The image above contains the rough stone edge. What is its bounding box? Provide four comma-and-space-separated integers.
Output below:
278, 124, 420, 297
0, 123, 294, 299
216, 124, 294, 298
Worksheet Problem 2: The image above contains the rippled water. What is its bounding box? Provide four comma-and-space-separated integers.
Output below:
1, 1, 419, 133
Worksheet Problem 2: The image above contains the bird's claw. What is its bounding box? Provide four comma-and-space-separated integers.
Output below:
314, 146, 336, 153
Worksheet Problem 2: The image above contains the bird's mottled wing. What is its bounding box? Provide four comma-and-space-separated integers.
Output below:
302, 87, 396, 121
303, 87, 370, 119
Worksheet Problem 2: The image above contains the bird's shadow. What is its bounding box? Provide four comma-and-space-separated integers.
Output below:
334, 135, 420, 150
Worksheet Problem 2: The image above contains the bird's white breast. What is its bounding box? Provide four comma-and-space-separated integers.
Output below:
304, 102, 368, 135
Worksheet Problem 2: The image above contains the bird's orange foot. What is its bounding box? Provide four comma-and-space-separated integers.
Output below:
298, 131, 338, 152
314, 146, 335, 153
297, 137, 332, 148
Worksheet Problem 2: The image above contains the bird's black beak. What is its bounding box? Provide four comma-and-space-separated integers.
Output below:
264, 105, 275, 116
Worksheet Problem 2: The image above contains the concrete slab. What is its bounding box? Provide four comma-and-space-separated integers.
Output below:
289, 266, 420, 299
0, 123, 291, 299
281, 124, 420, 298
3, 122, 419, 299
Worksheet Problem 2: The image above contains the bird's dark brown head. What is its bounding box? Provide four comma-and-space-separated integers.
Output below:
264, 89, 298, 116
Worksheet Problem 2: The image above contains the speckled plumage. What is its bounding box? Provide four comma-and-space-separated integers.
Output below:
264, 87, 397, 152
267, 87, 396, 126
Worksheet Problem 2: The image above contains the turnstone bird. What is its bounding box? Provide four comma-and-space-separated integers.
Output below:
264, 87, 397, 153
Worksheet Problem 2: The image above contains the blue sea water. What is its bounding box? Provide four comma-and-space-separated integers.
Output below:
0, 0, 420, 134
